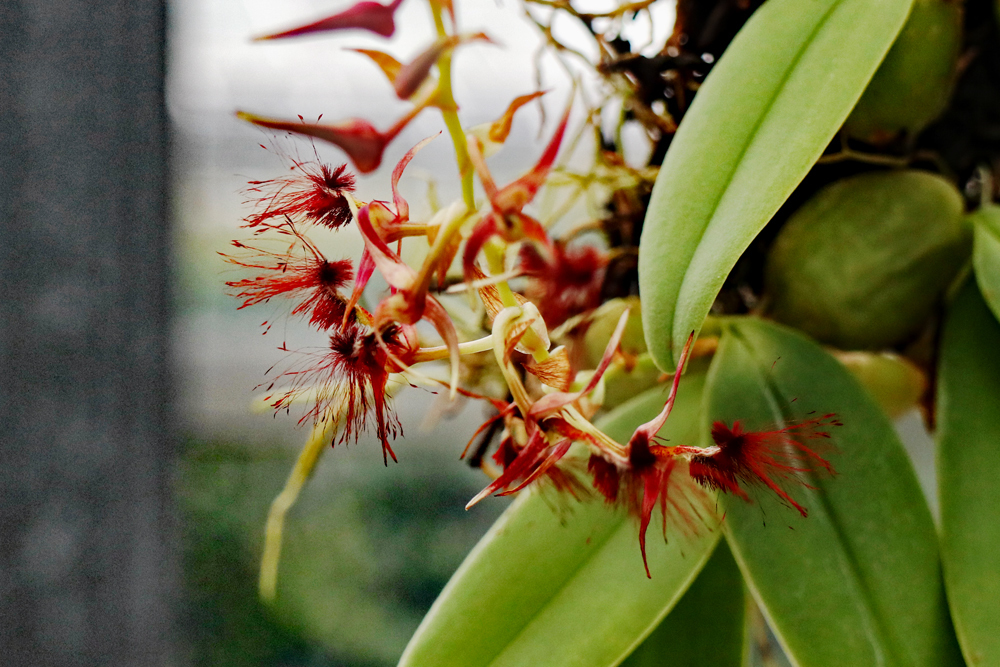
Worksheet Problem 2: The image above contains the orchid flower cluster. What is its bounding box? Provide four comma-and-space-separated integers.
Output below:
225, 0, 838, 575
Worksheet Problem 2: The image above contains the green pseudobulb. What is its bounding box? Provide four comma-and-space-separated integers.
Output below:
844, 0, 962, 145
765, 170, 970, 349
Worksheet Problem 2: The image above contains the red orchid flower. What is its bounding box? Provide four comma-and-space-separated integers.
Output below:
447, 383, 582, 501
605, 333, 838, 576
356, 33, 492, 102
582, 332, 709, 577
462, 105, 571, 277
465, 310, 632, 508
464, 410, 584, 508
263, 315, 418, 466
519, 240, 609, 326
494, 433, 589, 499
222, 220, 354, 331
244, 155, 356, 231
354, 201, 461, 396
255, 0, 405, 40
587, 449, 709, 576
344, 136, 437, 321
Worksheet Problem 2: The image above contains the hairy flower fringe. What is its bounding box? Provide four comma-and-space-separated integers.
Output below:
262, 318, 417, 466
690, 413, 840, 516
223, 221, 354, 330
244, 158, 356, 230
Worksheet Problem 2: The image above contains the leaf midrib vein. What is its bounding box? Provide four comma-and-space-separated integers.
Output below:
671, 0, 847, 349
741, 328, 907, 667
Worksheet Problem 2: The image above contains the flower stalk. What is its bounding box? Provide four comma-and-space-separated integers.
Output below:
224, 0, 841, 595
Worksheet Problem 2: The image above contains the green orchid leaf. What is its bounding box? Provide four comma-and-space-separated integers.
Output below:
638, 0, 913, 369
938, 279, 1000, 666
398, 372, 718, 667
706, 319, 961, 667
970, 204, 1000, 324
620, 540, 745, 667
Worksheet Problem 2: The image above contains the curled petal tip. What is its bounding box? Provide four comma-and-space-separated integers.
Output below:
489, 90, 547, 144
390, 134, 437, 219
352, 48, 403, 84
492, 102, 571, 212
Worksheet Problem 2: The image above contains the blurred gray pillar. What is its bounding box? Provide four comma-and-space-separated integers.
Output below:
0, 1, 176, 666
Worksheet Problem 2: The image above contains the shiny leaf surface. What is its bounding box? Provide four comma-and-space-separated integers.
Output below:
970, 204, 1000, 324
706, 319, 961, 667
398, 373, 718, 667
938, 279, 1000, 666
639, 0, 913, 368
620, 540, 745, 667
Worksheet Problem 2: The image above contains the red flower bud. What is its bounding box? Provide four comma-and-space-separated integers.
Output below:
392, 33, 492, 100
237, 112, 392, 174
255, 0, 404, 40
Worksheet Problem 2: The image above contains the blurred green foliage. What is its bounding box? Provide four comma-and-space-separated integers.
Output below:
177, 436, 505, 666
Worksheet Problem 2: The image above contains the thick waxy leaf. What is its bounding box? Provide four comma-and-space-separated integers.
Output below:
398, 373, 718, 667
638, 0, 913, 368
938, 279, 1000, 666
970, 204, 1000, 324
706, 319, 961, 667
620, 541, 745, 667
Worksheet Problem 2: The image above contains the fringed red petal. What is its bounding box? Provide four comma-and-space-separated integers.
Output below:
690, 414, 840, 516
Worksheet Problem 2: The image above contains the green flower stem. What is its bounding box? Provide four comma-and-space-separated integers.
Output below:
259, 420, 334, 602
430, 2, 474, 210
412, 334, 497, 362
429, 0, 549, 363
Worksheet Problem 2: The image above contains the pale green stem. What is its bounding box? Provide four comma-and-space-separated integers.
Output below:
259, 421, 333, 602
412, 334, 495, 362
977, 165, 994, 208
430, 2, 474, 210
816, 147, 909, 168
427, 0, 549, 363
491, 307, 538, 416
